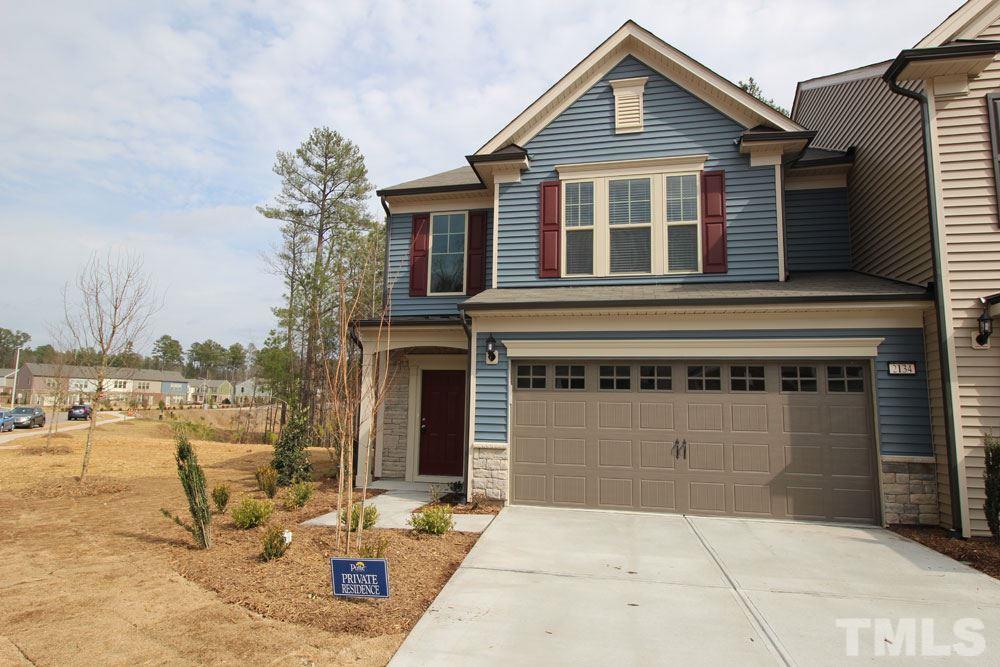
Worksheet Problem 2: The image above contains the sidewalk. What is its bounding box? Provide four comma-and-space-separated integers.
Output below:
0, 413, 130, 449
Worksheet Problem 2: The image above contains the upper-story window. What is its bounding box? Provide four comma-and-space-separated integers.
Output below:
429, 212, 467, 294
561, 165, 703, 278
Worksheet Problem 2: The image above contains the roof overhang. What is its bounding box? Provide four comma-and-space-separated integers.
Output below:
884, 42, 1000, 84
476, 20, 803, 155
917, 0, 1000, 48
466, 149, 530, 189
737, 129, 816, 167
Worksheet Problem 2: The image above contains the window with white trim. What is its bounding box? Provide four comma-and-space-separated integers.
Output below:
428, 212, 467, 294
639, 365, 672, 391
599, 365, 631, 390
781, 366, 817, 392
564, 181, 594, 275
554, 364, 585, 390
516, 364, 546, 390
827, 365, 864, 393
560, 163, 704, 278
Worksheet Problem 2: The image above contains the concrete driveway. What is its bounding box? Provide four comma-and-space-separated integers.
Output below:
391, 506, 1000, 665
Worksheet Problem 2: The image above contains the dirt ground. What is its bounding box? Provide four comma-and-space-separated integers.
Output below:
0, 419, 476, 666
892, 525, 1000, 580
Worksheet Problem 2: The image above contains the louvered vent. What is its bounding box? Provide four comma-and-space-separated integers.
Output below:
610, 76, 648, 134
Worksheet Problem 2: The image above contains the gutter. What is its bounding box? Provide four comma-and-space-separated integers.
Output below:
460, 314, 473, 497
882, 71, 965, 537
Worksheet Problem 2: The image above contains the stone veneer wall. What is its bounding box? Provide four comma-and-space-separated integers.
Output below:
881, 459, 938, 525
379, 350, 410, 478
471, 444, 508, 500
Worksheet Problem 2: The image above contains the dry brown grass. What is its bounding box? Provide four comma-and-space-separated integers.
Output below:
0, 418, 475, 665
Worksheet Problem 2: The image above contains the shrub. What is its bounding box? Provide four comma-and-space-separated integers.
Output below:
271, 409, 312, 486
160, 435, 212, 548
359, 533, 390, 559
985, 434, 1000, 544
341, 503, 378, 532
232, 497, 274, 529
261, 525, 290, 561
211, 484, 231, 513
255, 465, 279, 499
170, 419, 216, 441
284, 481, 314, 509
409, 505, 453, 535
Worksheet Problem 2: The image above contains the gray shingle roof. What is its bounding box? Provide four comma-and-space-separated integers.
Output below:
22, 363, 187, 383
461, 271, 930, 311
377, 166, 484, 196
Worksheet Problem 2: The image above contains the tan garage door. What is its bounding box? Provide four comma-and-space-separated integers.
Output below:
510, 360, 879, 523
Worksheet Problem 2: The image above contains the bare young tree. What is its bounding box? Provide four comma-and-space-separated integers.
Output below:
62, 250, 159, 481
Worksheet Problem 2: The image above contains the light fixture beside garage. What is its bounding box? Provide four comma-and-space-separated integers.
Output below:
975, 295, 996, 349
485, 334, 498, 364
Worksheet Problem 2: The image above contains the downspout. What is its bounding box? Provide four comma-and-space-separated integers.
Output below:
460, 314, 472, 496
883, 74, 965, 536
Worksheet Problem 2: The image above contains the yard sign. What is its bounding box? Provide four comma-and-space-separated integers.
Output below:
330, 558, 390, 598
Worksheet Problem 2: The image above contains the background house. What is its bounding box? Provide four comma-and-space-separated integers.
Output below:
15, 363, 189, 407
188, 379, 234, 405
234, 378, 271, 405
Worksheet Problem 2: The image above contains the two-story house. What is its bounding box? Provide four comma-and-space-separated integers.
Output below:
356, 21, 936, 527
793, 0, 1000, 537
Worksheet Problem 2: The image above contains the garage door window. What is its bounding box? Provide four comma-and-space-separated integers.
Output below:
599, 365, 631, 390
555, 365, 585, 390
639, 365, 672, 391
730, 365, 765, 391
781, 366, 817, 392
827, 365, 864, 392
687, 365, 721, 391
516, 365, 546, 389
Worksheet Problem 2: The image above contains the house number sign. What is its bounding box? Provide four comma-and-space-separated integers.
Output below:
888, 362, 917, 376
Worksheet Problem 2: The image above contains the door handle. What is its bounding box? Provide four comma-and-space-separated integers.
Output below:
681, 439, 688, 460
420, 418, 427, 433
672, 439, 680, 459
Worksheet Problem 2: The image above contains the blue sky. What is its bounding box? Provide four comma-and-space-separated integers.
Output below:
1, 0, 959, 352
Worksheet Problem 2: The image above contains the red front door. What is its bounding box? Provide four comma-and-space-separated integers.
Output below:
418, 369, 465, 476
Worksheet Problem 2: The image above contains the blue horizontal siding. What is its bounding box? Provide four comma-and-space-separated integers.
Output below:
498, 56, 779, 287
474, 328, 931, 457
785, 188, 852, 272
387, 210, 492, 318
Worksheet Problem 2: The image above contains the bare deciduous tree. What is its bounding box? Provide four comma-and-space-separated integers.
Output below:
62, 250, 159, 481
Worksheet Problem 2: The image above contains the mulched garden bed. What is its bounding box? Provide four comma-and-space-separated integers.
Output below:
891, 525, 1000, 579
417, 492, 504, 515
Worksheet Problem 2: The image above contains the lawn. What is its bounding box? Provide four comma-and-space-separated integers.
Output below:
0, 418, 477, 665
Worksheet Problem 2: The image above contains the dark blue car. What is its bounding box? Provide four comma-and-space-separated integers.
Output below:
0, 410, 13, 432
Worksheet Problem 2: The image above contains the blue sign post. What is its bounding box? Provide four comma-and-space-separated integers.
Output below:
330, 558, 390, 599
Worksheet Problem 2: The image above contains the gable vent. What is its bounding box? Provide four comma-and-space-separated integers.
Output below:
610, 76, 648, 134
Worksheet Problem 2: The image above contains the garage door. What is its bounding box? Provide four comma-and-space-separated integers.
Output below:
510, 360, 879, 523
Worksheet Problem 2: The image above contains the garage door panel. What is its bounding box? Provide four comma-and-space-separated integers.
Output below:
511, 359, 878, 523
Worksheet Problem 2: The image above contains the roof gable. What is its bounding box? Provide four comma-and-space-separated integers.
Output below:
917, 0, 1000, 47
477, 20, 801, 155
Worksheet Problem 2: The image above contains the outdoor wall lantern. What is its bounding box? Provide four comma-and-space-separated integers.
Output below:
977, 305, 994, 347
485, 334, 498, 364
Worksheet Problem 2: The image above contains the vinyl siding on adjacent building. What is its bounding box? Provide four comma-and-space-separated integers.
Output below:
794, 71, 933, 285
473, 328, 932, 458
931, 19, 1000, 535
784, 188, 852, 272
386, 209, 493, 317
497, 56, 780, 287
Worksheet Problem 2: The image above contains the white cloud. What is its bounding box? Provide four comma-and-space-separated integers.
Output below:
0, 0, 961, 348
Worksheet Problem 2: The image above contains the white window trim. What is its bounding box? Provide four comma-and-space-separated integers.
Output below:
560, 168, 704, 278
426, 211, 469, 296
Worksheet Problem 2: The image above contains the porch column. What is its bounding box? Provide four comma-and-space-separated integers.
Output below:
355, 348, 377, 487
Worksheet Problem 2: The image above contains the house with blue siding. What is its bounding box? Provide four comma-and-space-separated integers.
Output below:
355, 21, 936, 527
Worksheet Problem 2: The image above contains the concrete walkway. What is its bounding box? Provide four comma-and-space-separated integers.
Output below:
0, 412, 129, 448
391, 506, 1000, 665
303, 480, 494, 533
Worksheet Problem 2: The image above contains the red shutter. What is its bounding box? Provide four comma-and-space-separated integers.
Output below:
539, 180, 561, 278
466, 210, 487, 295
409, 213, 429, 296
701, 170, 727, 273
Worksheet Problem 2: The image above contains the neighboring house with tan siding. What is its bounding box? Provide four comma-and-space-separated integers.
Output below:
793, 0, 1000, 537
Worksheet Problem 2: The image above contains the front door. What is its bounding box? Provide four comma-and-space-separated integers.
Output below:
418, 369, 465, 476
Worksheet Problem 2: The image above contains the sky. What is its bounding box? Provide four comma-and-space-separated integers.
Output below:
0, 0, 960, 352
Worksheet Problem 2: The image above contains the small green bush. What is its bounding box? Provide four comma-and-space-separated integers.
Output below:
261, 525, 290, 561
271, 409, 312, 485
341, 503, 378, 532
284, 481, 314, 509
255, 465, 279, 499
232, 497, 274, 529
985, 434, 1000, 544
170, 419, 216, 441
409, 505, 453, 535
358, 533, 390, 559
211, 484, 231, 513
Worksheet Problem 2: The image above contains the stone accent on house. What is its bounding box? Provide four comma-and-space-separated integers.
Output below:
379, 351, 410, 478
881, 458, 938, 526
471, 443, 508, 500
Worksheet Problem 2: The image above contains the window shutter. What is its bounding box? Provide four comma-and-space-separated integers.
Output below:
539, 180, 561, 278
466, 210, 487, 295
988, 93, 1000, 213
409, 213, 429, 296
701, 170, 727, 273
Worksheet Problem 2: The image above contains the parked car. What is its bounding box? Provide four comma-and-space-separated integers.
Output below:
11, 406, 45, 428
67, 404, 92, 421
0, 410, 13, 432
